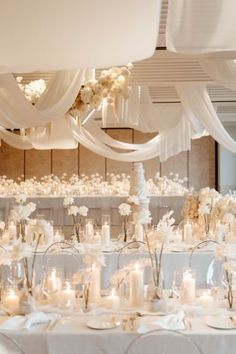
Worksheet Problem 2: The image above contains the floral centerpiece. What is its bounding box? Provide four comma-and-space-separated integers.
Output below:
69, 64, 133, 119
63, 197, 88, 243
118, 203, 131, 242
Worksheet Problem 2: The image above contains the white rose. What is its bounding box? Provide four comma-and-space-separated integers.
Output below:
118, 203, 131, 216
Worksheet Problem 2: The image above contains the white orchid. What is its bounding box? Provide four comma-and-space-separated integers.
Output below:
78, 206, 88, 217
68, 205, 80, 216
63, 197, 74, 207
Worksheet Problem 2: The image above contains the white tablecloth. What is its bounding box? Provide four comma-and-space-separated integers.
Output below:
1, 314, 236, 354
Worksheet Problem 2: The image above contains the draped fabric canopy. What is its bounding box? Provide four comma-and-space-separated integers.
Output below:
0, 1, 236, 161
0, 0, 161, 71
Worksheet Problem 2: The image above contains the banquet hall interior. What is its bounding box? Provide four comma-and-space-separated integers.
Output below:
0, 1, 236, 353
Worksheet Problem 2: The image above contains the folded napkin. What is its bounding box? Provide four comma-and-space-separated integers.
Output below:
137, 310, 186, 333
0, 311, 61, 330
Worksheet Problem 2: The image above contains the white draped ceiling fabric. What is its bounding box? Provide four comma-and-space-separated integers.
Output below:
0, 0, 236, 161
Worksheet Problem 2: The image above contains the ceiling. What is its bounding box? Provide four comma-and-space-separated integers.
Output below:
18, 0, 236, 122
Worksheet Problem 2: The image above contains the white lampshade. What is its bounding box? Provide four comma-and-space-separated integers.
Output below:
0, 0, 161, 72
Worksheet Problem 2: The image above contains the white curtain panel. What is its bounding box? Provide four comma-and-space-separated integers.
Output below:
0, 69, 86, 129
166, 0, 236, 56
0, 0, 161, 72
176, 84, 236, 153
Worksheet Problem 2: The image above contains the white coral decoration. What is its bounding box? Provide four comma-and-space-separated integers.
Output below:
63, 197, 74, 207
156, 210, 175, 238
68, 205, 80, 216
118, 203, 131, 216
0, 221, 5, 230
11, 202, 36, 222
78, 206, 88, 217
11, 241, 33, 261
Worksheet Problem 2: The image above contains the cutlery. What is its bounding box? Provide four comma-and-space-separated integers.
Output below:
46, 319, 59, 332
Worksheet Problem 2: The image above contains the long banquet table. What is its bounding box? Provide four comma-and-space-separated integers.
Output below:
0, 247, 216, 289
0, 196, 185, 236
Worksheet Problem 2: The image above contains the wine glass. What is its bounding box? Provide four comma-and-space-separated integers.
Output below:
7, 261, 24, 288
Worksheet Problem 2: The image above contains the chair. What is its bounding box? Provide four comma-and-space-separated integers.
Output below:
125, 329, 203, 354
42, 241, 82, 278
117, 241, 146, 269
0, 332, 25, 354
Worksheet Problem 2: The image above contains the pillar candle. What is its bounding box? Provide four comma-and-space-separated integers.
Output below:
3, 289, 19, 313
101, 222, 110, 246
184, 222, 192, 244
135, 224, 144, 242
181, 270, 196, 304
129, 263, 144, 307
89, 264, 101, 304
85, 221, 94, 239
60, 282, 76, 308
198, 290, 213, 307
106, 288, 120, 310
53, 231, 61, 243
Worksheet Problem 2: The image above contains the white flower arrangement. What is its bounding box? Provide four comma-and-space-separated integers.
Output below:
64, 201, 89, 243
17, 77, 46, 105
63, 197, 74, 207
67, 205, 80, 216
118, 203, 131, 216
69, 64, 133, 118
0, 172, 191, 197
155, 210, 175, 242
78, 206, 88, 217
11, 202, 36, 222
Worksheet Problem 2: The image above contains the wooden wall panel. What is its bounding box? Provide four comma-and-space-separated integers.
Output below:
189, 136, 215, 190
79, 145, 105, 178
0, 142, 24, 180
52, 148, 78, 177
25, 149, 51, 179
133, 130, 160, 180
161, 151, 188, 180
106, 129, 133, 176
0, 132, 216, 192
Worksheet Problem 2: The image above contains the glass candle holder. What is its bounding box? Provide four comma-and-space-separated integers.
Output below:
101, 215, 110, 246
2, 287, 20, 315
42, 267, 62, 301
58, 280, 76, 310
84, 219, 94, 241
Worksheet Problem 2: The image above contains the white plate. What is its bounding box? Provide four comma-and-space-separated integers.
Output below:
206, 316, 236, 330
86, 319, 120, 330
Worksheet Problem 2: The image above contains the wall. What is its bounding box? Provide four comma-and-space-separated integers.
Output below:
0, 129, 216, 190
218, 124, 236, 194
